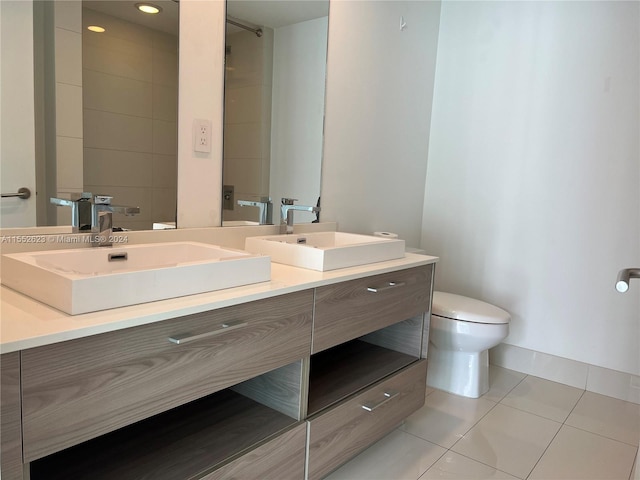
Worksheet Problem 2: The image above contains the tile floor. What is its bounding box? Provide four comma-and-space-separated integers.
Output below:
325, 366, 640, 480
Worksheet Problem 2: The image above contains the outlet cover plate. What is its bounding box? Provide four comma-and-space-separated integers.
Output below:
193, 119, 211, 153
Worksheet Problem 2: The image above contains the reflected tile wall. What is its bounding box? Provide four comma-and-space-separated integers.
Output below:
82, 7, 178, 230
223, 28, 273, 223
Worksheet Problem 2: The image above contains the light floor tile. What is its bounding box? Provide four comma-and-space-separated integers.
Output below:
451, 404, 561, 479
323, 429, 446, 480
420, 451, 519, 479
483, 365, 526, 403
402, 391, 496, 449
529, 425, 637, 480
632, 450, 638, 480
566, 391, 640, 446
500, 375, 583, 422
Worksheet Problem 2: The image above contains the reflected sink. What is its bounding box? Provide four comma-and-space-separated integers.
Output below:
1, 242, 270, 315
244, 232, 405, 271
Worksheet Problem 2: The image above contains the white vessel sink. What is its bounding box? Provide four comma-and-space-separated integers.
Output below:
1, 242, 270, 315
244, 232, 405, 271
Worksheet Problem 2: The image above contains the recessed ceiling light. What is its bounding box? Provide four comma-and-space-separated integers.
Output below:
87, 25, 106, 33
136, 3, 162, 14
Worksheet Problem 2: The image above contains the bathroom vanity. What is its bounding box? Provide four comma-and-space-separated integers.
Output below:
0, 253, 436, 480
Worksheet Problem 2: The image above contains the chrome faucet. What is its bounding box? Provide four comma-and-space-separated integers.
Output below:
50, 192, 93, 233
51, 192, 140, 246
91, 195, 140, 247
237, 197, 273, 224
280, 198, 321, 234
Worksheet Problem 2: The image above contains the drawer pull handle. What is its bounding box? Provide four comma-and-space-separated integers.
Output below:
168, 321, 248, 344
367, 281, 406, 293
361, 390, 400, 412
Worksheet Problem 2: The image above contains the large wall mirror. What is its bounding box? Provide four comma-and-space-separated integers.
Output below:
6, 0, 328, 232
222, 0, 329, 226
32, 0, 179, 231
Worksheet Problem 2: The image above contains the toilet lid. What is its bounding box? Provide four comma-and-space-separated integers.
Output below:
432, 291, 511, 324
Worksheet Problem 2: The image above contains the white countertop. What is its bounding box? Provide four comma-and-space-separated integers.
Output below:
0, 253, 437, 354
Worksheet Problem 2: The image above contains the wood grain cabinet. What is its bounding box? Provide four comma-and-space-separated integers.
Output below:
306, 264, 434, 479
2, 260, 434, 479
1, 352, 23, 480
22, 290, 314, 461
29, 389, 305, 480
307, 360, 427, 480
313, 265, 433, 353
201, 423, 307, 480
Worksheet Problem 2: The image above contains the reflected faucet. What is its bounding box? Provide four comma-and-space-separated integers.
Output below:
237, 197, 273, 224
51, 193, 140, 246
91, 195, 140, 246
50, 192, 93, 233
280, 198, 321, 234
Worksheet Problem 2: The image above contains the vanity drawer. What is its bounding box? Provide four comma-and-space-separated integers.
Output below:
306, 359, 427, 480
312, 265, 432, 353
201, 423, 307, 480
21, 290, 314, 462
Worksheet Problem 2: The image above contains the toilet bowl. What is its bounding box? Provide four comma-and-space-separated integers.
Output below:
426, 291, 510, 398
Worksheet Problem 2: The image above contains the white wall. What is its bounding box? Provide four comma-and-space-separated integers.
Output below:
270, 17, 328, 224
422, 1, 639, 375
176, 0, 225, 228
321, 0, 441, 247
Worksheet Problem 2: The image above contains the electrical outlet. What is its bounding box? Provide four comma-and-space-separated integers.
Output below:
193, 119, 211, 153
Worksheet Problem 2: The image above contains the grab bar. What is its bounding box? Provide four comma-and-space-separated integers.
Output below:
1, 187, 31, 199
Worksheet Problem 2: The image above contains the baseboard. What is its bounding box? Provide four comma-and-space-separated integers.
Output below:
490, 343, 640, 405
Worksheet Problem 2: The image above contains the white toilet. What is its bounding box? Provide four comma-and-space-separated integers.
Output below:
426, 291, 510, 398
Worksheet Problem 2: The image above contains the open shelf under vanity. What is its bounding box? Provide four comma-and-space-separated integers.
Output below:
30, 388, 299, 480
308, 339, 420, 416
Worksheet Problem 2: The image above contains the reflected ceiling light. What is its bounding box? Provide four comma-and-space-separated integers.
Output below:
136, 3, 162, 14
87, 25, 106, 33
